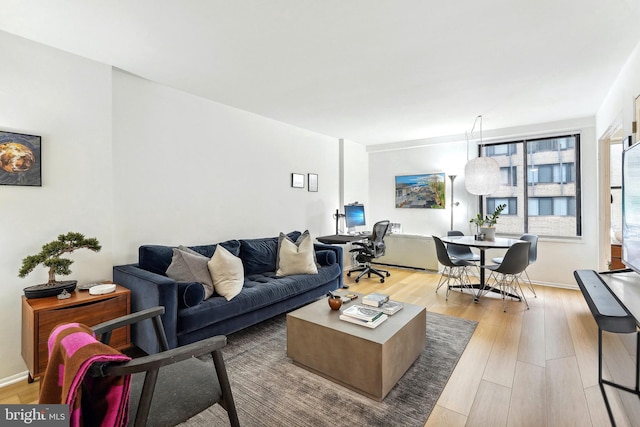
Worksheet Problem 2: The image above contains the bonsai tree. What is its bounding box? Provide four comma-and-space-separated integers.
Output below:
470, 204, 507, 228
19, 232, 101, 284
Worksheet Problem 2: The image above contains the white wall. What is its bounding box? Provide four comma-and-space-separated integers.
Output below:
596, 40, 640, 143
366, 118, 598, 287
0, 35, 342, 383
112, 71, 340, 264
0, 31, 114, 382
341, 138, 369, 231
369, 140, 470, 235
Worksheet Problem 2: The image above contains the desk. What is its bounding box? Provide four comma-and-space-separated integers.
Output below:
316, 234, 369, 244
440, 235, 523, 302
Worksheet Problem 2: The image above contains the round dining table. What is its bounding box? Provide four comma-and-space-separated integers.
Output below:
440, 235, 524, 302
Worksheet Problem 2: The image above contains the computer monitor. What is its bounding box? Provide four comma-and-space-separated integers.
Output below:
344, 204, 366, 230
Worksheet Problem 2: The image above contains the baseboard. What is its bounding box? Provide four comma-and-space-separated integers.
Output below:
436, 269, 578, 290
0, 371, 30, 388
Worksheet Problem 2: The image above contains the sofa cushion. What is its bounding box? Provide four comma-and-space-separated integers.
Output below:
177, 262, 342, 336
276, 231, 318, 276
139, 240, 241, 275
166, 248, 214, 299
208, 245, 244, 301
240, 231, 301, 276
177, 282, 205, 308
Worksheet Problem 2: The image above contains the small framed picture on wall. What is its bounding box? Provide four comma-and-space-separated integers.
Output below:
291, 173, 304, 188
308, 173, 318, 192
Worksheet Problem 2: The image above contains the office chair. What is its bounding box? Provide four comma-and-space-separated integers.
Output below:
42, 307, 240, 427
482, 241, 531, 312
433, 236, 475, 300
491, 233, 538, 297
347, 220, 391, 283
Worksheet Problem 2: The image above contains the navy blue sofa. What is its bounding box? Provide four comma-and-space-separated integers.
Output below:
113, 231, 343, 354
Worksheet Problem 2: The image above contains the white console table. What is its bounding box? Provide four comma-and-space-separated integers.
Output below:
374, 233, 438, 271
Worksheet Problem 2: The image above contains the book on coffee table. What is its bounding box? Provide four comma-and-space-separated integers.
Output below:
369, 300, 403, 315
362, 292, 389, 307
342, 304, 385, 322
339, 313, 388, 328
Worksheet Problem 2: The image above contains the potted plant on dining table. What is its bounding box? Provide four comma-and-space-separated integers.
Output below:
470, 204, 506, 241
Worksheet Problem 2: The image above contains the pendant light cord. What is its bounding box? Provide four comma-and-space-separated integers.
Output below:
466, 115, 483, 160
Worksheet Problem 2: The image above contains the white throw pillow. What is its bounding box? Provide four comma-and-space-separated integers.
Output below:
207, 245, 244, 301
276, 231, 318, 276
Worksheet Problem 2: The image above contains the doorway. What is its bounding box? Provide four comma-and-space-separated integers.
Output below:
599, 118, 624, 270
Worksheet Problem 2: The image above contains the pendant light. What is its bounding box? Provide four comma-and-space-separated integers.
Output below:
464, 115, 500, 195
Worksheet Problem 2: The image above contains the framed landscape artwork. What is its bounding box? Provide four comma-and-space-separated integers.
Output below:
0, 130, 41, 186
395, 173, 445, 209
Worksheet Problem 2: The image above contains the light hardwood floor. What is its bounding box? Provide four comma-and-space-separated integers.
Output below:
2, 267, 639, 426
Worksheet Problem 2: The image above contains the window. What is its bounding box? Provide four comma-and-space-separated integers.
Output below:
486, 143, 517, 157
480, 134, 581, 237
487, 197, 517, 215
527, 163, 574, 184
528, 197, 575, 216
528, 137, 574, 153
500, 166, 517, 186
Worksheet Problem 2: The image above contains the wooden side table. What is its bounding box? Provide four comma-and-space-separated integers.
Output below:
21, 283, 131, 382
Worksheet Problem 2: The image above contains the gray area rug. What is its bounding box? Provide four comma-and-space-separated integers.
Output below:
180, 311, 477, 427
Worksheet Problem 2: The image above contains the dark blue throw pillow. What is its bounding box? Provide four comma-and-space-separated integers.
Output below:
177, 282, 205, 308
240, 231, 301, 276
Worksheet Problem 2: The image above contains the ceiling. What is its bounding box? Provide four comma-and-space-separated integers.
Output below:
1, 0, 639, 145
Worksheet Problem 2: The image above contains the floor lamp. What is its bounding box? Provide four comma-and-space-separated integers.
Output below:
448, 175, 459, 230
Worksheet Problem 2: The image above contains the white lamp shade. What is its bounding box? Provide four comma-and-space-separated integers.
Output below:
464, 157, 501, 195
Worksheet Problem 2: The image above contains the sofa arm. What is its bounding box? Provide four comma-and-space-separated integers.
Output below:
113, 264, 179, 353
314, 243, 344, 288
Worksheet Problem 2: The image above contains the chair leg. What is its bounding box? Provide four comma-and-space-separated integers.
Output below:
493, 273, 508, 312
212, 349, 240, 427
446, 266, 461, 300
513, 276, 529, 310
496, 273, 529, 312
134, 369, 160, 427
444, 266, 473, 301
356, 267, 370, 281
523, 270, 537, 297
436, 266, 450, 293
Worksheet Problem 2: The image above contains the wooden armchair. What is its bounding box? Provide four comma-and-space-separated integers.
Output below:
90, 306, 240, 427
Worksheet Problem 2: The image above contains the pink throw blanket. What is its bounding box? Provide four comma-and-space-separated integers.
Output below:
39, 323, 131, 427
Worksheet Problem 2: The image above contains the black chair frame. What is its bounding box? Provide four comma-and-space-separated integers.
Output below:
89, 307, 240, 427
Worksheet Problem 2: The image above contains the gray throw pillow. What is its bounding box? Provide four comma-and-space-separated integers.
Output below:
166, 248, 214, 299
